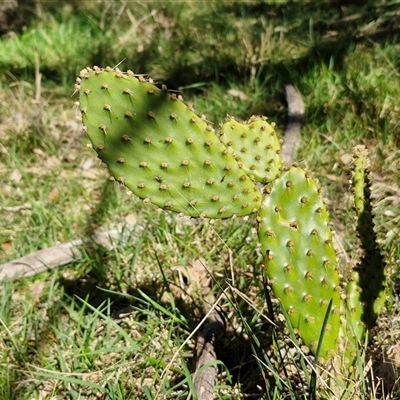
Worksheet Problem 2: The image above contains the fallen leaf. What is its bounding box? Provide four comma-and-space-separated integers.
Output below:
47, 187, 60, 203
227, 89, 248, 101
31, 281, 46, 303
2, 202, 32, 212
10, 169, 22, 183
340, 153, 353, 165
81, 157, 94, 171
43, 156, 61, 170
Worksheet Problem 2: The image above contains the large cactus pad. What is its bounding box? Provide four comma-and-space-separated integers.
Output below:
77, 67, 261, 218
258, 166, 341, 359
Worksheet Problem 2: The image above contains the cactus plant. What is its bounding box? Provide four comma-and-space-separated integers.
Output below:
77, 67, 387, 369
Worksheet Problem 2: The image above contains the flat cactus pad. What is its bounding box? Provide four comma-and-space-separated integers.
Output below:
77, 67, 262, 218
258, 166, 341, 359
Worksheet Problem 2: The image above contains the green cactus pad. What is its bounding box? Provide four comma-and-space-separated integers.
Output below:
77, 67, 262, 218
258, 166, 341, 359
219, 116, 283, 184
346, 145, 386, 342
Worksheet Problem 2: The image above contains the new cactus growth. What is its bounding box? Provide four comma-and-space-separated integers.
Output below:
258, 166, 341, 359
219, 116, 283, 184
77, 67, 387, 370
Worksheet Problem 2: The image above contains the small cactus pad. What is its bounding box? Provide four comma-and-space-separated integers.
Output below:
258, 166, 341, 359
77, 67, 262, 218
219, 116, 283, 184
346, 145, 386, 342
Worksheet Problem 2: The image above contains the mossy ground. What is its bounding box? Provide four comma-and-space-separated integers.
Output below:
1, 1, 400, 399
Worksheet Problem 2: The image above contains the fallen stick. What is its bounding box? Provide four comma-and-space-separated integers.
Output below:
281, 85, 305, 166
0, 223, 139, 281
193, 293, 226, 400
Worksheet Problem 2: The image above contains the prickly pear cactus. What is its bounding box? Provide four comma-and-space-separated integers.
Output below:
219, 116, 283, 184
258, 166, 341, 359
346, 145, 386, 343
77, 67, 262, 218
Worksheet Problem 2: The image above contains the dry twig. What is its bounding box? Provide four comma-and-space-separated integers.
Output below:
0, 222, 139, 281
193, 298, 225, 400
281, 85, 305, 166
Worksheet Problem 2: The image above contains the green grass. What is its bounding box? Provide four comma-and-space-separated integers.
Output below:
1, 1, 400, 398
